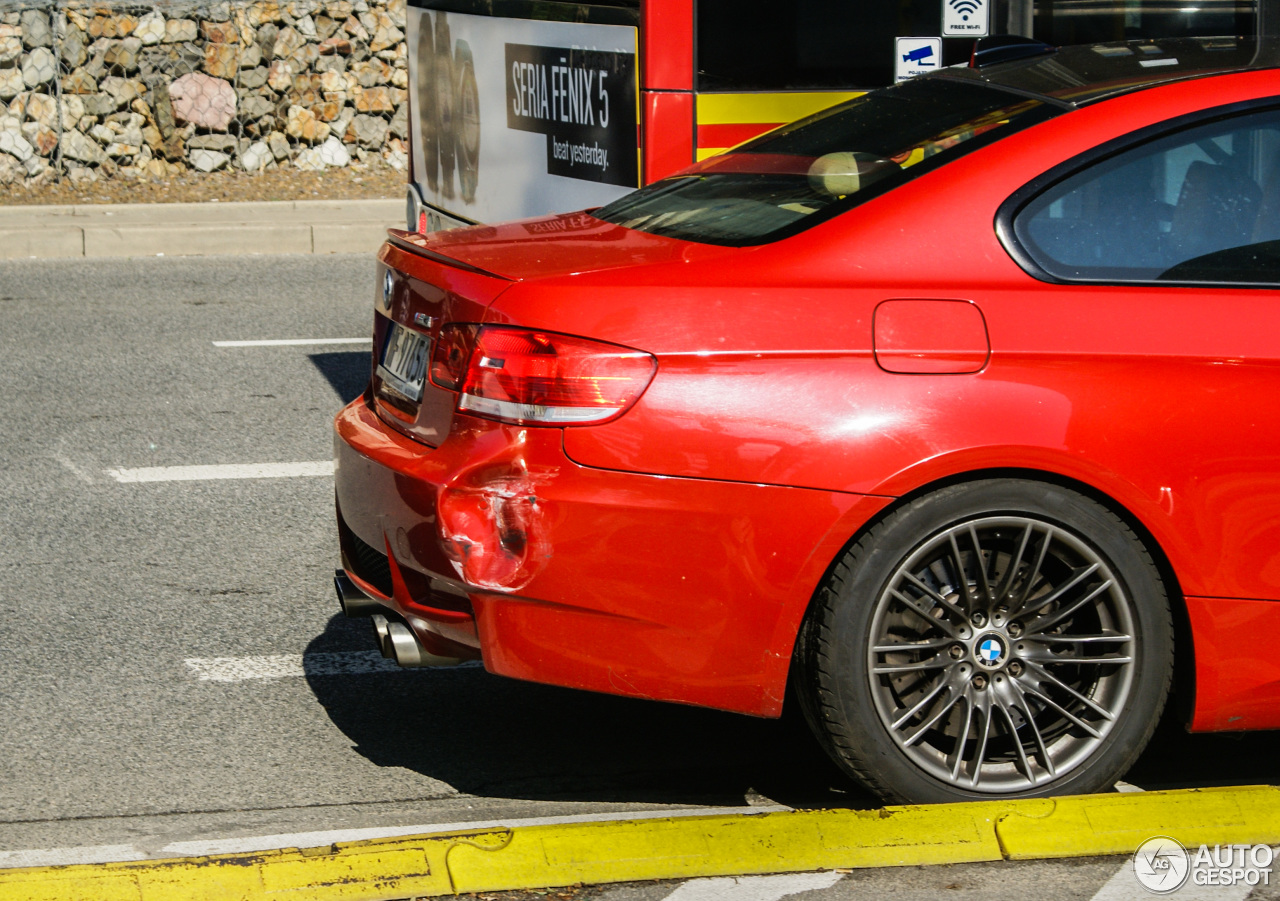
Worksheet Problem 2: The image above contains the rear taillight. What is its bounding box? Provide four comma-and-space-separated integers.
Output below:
430, 324, 479, 390
432, 325, 656, 425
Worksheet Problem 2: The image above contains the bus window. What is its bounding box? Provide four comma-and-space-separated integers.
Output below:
1028, 0, 1256, 47
696, 0, 970, 91
695, 0, 1258, 93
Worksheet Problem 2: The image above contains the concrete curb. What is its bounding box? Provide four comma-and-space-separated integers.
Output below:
1, 786, 1277, 900
0, 199, 403, 259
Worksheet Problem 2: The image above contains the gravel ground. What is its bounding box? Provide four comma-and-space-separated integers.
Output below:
0, 161, 405, 206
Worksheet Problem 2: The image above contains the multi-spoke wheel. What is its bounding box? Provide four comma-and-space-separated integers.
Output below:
795, 480, 1173, 803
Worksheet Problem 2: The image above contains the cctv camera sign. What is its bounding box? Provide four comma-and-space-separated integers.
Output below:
407, 7, 638, 225
895, 37, 942, 81
506, 43, 638, 187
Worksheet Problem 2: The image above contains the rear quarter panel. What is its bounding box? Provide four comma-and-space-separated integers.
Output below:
481, 71, 1280, 608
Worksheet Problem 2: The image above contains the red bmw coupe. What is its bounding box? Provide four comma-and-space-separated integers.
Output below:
334, 37, 1280, 803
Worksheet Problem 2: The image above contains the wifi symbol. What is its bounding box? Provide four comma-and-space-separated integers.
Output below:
949, 0, 981, 20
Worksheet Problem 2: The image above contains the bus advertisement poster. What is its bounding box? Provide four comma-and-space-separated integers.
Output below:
407, 7, 638, 224
506, 43, 637, 188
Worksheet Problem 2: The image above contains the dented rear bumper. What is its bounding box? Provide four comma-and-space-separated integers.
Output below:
333, 395, 892, 716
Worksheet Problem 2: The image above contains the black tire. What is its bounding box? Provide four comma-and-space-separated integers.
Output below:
795, 479, 1173, 804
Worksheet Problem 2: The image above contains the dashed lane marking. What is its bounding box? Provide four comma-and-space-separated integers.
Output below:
1088, 850, 1273, 901
183, 651, 483, 682
53, 454, 95, 485
105, 461, 334, 482
662, 873, 843, 901
0, 806, 792, 870
212, 338, 371, 347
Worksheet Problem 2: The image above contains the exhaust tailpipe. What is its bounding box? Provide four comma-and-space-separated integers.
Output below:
370, 613, 463, 668
334, 570, 384, 617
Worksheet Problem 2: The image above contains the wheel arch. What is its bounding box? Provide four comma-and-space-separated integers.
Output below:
786, 465, 1196, 726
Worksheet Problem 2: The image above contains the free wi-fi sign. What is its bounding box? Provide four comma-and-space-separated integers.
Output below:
943, 0, 989, 36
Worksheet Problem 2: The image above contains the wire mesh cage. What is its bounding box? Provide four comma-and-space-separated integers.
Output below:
0, 0, 408, 185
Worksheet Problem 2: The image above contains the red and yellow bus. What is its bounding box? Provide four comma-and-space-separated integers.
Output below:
405, 0, 1257, 231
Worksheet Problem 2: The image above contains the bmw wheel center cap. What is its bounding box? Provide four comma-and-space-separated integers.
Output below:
976, 634, 1007, 668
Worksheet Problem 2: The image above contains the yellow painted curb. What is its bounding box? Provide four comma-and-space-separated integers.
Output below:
0, 829, 504, 901
446, 802, 1015, 894
1, 787, 1276, 901
996, 785, 1280, 859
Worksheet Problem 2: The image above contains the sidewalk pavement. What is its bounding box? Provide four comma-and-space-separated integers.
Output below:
0, 198, 403, 260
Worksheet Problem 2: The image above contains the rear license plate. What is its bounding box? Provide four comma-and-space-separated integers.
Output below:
377, 321, 431, 403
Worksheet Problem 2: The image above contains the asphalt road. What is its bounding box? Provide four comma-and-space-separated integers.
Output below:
0, 254, 1277, 865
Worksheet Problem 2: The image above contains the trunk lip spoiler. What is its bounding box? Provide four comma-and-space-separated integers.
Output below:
386, 229, 513, 281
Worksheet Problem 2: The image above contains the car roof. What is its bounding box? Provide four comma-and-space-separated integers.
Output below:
938, 36, 1280, 108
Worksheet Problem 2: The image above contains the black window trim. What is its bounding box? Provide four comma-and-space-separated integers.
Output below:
995, 93, 1280, 289
411, 0, 639, 28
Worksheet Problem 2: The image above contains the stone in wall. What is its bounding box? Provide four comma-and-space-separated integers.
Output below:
245, 2, 282, 27
200, 20, 238, 43
0, 130, 34, 163
163, 19, 198, 43
387, 101, 405, 138
204, 42, 239, 77
240, 140, 271, 170
62, 68, 97, 93
272, 26, 303, 59
353, 85, 395, 112
267, 130, 289, 160
61, 26, 87, 67
20, 92, 56, 127
103, 37, 142, 73
0, 30, 22, 65
89, 14, 137, 39
101, 76, 142, 106
0, 69, 25, 99
169, 72, 236, 130
285, 103, 327, 141
61, 129, 107, 164
19, 10, 51, 48
61, 94, 85, 130
82, 92, 117, 117
21, 47, 56, 87
148, 79, 176, 138
240, 66, 268, 89
136, 12, 164, 45
318, 35, 350, 55
189, 147, 229, 171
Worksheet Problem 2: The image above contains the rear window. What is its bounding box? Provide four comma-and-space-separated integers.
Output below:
594, 78, 1055, 246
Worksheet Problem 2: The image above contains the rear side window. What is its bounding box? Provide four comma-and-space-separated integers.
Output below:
1010, 107, 1280, 284
595, 78, 1054, 246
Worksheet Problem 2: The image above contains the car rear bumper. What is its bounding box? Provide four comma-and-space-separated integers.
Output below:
334, 395, 892, 716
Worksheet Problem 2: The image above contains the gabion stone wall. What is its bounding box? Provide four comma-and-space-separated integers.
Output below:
0, 0, 409, 186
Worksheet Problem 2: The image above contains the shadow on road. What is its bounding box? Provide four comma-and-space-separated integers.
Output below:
303, 614, 865, 810
305, 614, 1280, 808
309, 351, 370, 404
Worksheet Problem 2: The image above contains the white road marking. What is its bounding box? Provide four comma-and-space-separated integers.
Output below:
0, 806, 792, 869
183, 651, 483, 682
662, 873, 843, 901
213, 338, 370, 347
1113, 781, 1145, 792
106, 461, 334, 483
0, 845, 149, 869
1089, 850, 1274, 901
54, 454, 95, 485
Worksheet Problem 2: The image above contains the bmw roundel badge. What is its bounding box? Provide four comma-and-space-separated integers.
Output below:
977, 636, 1005, 667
